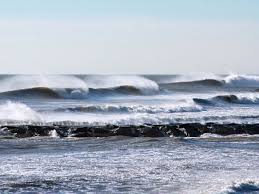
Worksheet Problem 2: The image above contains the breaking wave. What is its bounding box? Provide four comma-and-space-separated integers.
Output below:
0, 101, 42, 122
84, 75, 159, 95
54, 102, 203, 114
0, 75, 88, 93
159, 74, 259, 91
224, 74, 259, 87
222, 180, 259, 194
193, 94, 259, 105
1, 74, 259, 98
0, 75, 159, 98
0, 85, 156, 99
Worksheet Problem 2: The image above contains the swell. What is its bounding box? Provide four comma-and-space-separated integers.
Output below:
161, 79, 224, 88
0, 85, 155, 99
54, 103, 202, 114
160, 74, 259, 92
193, 94, 259, 105
0, 87, 62, 99
1, 74, 259, 97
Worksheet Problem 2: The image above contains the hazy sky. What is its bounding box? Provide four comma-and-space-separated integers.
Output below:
0, 0, 259, 74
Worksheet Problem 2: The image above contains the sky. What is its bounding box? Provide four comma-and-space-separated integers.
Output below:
0, 0, 259, 74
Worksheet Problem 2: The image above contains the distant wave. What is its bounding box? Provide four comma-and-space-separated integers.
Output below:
160, 79, 224, 91
0, 75, 159, 98
84, 75, 159, 95
193, 94, 259, 105
0, 87, 62, 99
1, 74, 259, 98
0, 87, 89, 99
159, 74, 259, 91
0, 85, 157, 99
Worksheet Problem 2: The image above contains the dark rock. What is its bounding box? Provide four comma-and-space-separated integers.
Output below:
114, 126, 140, 137
178, 123, 203, 137
139, 126, 168, 137
2, 123, 259, 138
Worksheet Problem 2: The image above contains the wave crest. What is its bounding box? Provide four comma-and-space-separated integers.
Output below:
0, 101, 42, 122
223, 180, 259, 194
193, 94, 259, 105
54, 102, 203, 114
84, 75, 159, 95
224, 74, 259, 87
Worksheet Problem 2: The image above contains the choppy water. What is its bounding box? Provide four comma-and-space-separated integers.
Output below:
0, 136, 259, 193
1, 74, 259, 193
1, 74, 259, 125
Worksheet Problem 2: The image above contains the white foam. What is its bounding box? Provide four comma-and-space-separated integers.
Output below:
224, 74, 259, 87
49, 130, 59, 138
235, 93, 259, 104
56, 100, 203, 114
0, 101, 42, 122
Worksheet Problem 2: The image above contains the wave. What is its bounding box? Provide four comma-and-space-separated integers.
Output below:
84, 75, 159, 95
224, 74, 259, 87
0, 75, 88, 93
0, 75, 159, 98
54, 102, 203, 114
0, 87, 89, 99
193, 94, 259, 105
222, 180, 259, 194
0, 85, 156, 100
0, 101, 42, 122
159, 74, 259, 92
160, 79, 224, 91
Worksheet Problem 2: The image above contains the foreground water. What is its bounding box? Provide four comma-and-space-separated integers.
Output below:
0, 136, 259, 193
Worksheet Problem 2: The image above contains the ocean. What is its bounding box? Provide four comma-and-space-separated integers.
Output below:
0, 74, 259, 193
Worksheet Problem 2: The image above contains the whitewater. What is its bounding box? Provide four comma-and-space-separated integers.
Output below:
1, 74, 259, 125
0, 74, 259, 193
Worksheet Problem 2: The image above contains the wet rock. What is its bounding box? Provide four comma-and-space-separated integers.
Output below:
162, 125, 186, 137
177, 123, 203, 137
139, 126, 168, 137
114, 126, 140, 137
242, 124, 259, 135
2, 123, 259, 138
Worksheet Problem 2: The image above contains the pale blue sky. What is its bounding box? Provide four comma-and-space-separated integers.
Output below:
0, 0, 258, 73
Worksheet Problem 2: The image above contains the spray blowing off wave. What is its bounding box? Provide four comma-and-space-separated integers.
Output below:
1, 74, 259, 97
0, 101, 42, 122
159, 74, 259, 91
84, 75, 159, 95
0, 75, 89, 93
0, 85, 156, 99
0, 75, 159, 98
224, 74, 259, 87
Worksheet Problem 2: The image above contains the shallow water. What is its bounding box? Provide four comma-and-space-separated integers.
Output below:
0, 136, 259, 193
